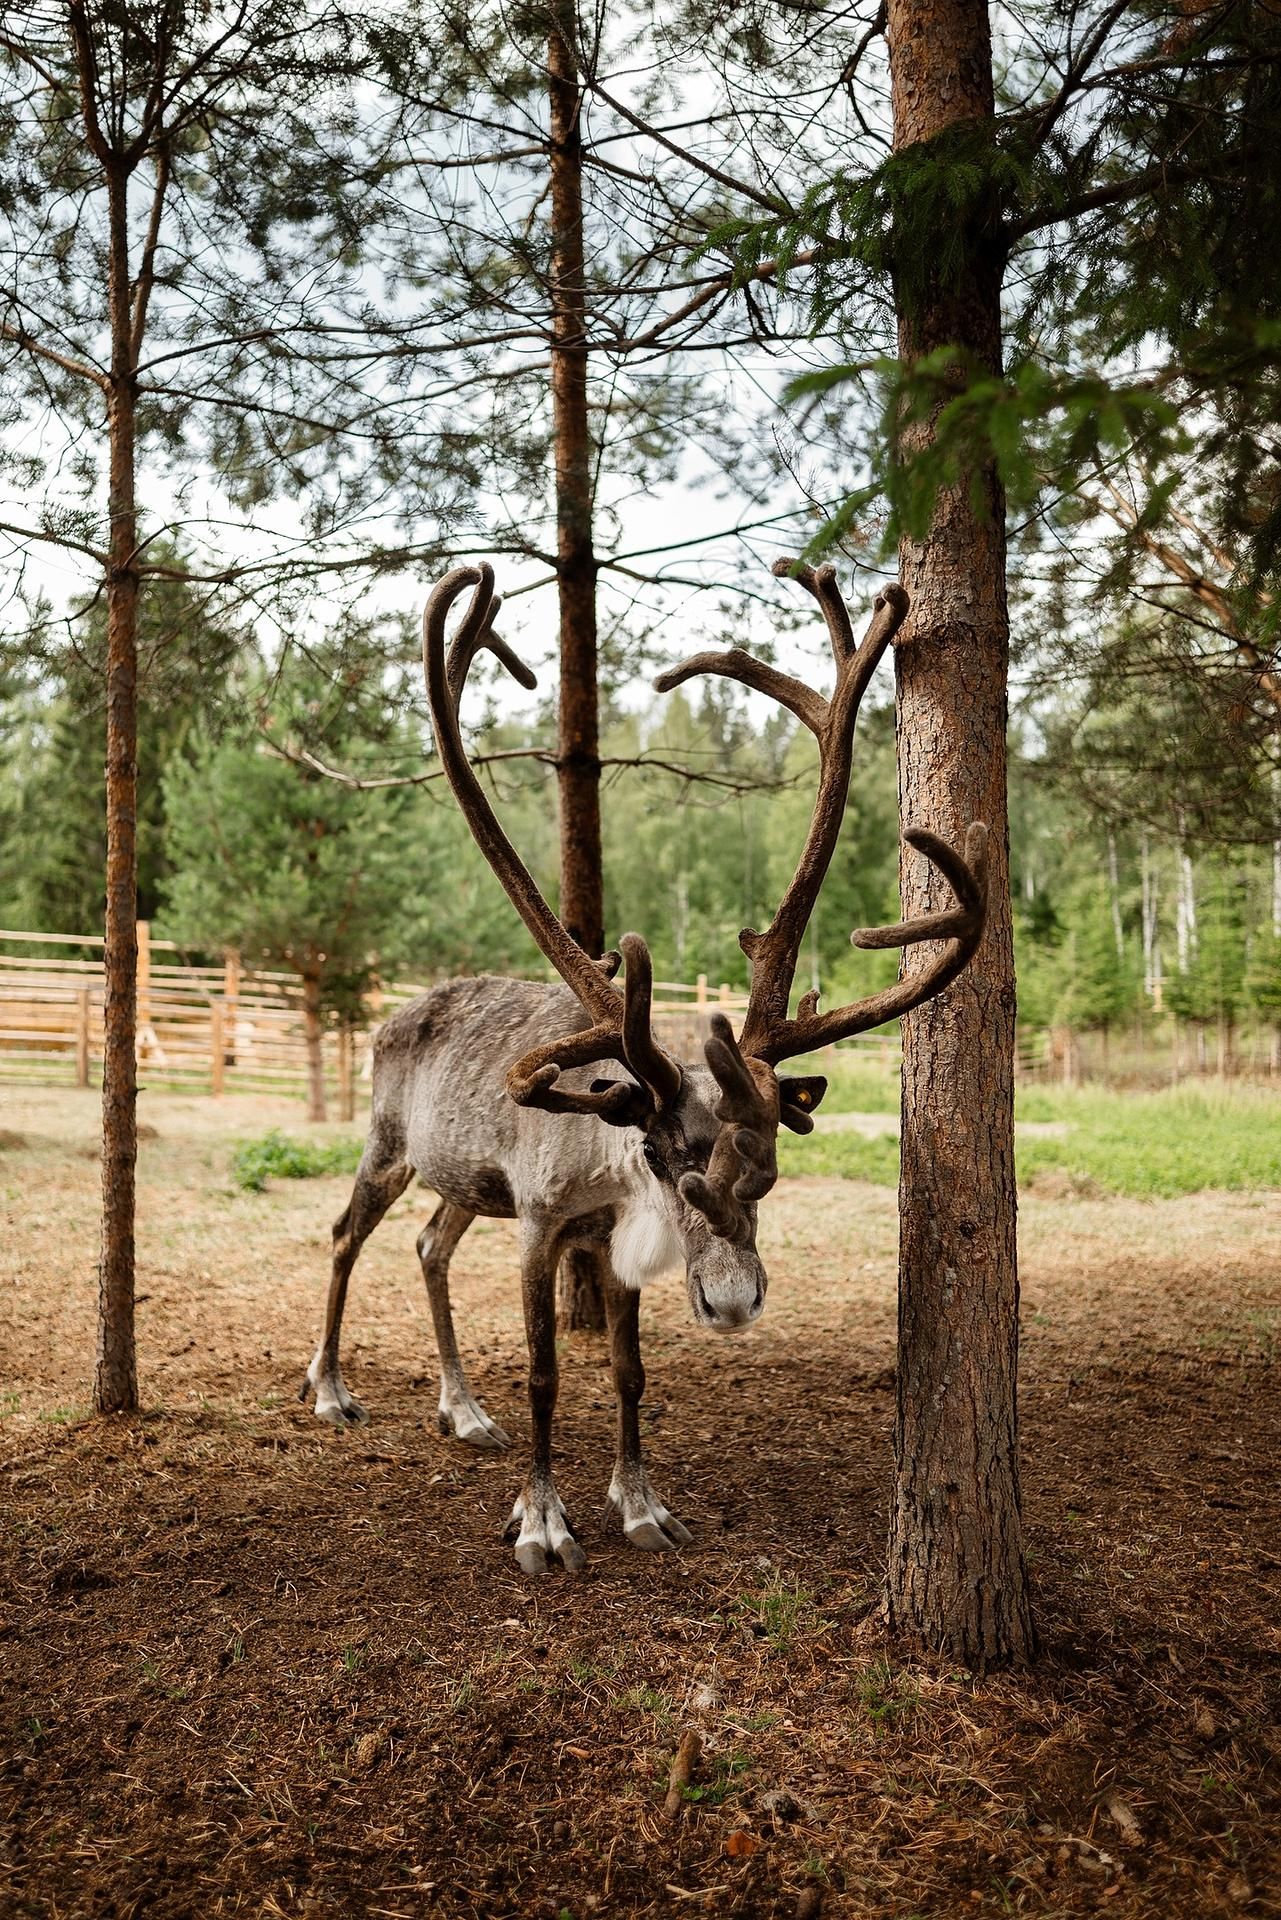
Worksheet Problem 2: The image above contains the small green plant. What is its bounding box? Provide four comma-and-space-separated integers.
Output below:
446, 1674, 476, 1714
739, 1709, 782, 1732
733, 1574, 829, 1653
681, 1750, 752, 1807
232, 1130, 362, 1193
617, 1684, 673, 1720
340, 1643, 365, 1675
852, 1656, 919, 1731
567, 1654, 616, 1686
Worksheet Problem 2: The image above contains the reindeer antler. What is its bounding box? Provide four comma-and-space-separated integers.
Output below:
676, 1015, 780, 1245
424, 566, 682, 1123
655, 557, 989, 1221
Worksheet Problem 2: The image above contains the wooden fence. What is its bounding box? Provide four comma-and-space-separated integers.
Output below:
0, 926, 774, 1112
15, 925, 1276, 1108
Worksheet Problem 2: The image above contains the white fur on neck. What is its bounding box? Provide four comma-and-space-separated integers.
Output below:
602, 1137, 681, 1288
611, 1187, 683, 1288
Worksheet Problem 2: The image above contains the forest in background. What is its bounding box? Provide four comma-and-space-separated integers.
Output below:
2, 553, 1279, 1068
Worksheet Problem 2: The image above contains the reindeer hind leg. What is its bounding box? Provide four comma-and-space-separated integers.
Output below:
507, 1216, 586, 1574
302, 1125, 412, 1426
417, 1202, 509, 1449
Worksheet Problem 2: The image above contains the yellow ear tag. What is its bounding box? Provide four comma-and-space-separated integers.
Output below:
797, 1089, 811, 1106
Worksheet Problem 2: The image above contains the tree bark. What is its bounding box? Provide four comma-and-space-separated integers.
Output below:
302, 972, 328, 1123
884, 0, 1035, 1666
548, 11, 604, 960
549, 8, 607, 1333
94, 157, 140, 1416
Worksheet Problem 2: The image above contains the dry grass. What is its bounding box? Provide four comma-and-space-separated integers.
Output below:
1, 1087, 1280, 1918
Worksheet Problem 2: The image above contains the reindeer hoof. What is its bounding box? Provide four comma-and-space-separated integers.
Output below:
306, 1354, 369, 1428
438, 1392, 510, 1450
506, 1484, 586, 1574
315, 1393, 369, 1429
608, 1470, 693, 1552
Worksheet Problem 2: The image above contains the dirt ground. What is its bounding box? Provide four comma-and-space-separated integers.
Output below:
2, 1086, 1279, 1920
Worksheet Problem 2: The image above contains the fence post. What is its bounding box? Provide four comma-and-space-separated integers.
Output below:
211, 1000, 225, 1096
135, 919, 152, 1063
137, 919, 150, 1019
718, 981, 731, 1010
696, 973, 707, 1014
223, 949, 240, 1064
337, 1024, 354, 1122
75, 988, 90, 1088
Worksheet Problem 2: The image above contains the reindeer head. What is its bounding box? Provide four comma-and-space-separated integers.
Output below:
422, 560, 990, 1333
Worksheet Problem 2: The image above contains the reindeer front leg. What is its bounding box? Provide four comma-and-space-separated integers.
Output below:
507, 1217, 586, 1574
604, 1277, 693, 1552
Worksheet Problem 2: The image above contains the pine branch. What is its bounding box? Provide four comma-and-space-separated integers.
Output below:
0, 318, 109, 390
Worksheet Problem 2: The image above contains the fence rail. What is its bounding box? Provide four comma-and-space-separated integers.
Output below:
0, 926, 783, 1112
9, 926, 1281, 1110
0, 926, 405, 1110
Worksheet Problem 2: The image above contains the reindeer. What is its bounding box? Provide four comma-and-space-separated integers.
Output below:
301, 558, 990, 1573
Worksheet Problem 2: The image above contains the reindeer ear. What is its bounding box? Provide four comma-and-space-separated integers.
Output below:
777, 1075, 827, 1134
588, 1078, 654, 1130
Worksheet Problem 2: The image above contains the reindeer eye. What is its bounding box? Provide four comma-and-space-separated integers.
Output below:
642, 1138, 667, 1180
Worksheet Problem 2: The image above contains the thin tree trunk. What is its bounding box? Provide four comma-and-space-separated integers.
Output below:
548, 11, 603, 960
1140, 830, 1157, 999
1271, 769, 1281, 937
302, 973, 327, 1123
549, 8, 606, 1333
1176, 834, 1196, 971
884, 0, 1034, 1667
1107, 832, 1124, 960
94, 159, 140, 1416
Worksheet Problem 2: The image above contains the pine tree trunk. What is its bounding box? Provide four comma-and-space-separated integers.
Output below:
884, 0, 1035, 1667
94, 165, 140, 1416
302, 973, 328, 1123
549, 10, 606, 1333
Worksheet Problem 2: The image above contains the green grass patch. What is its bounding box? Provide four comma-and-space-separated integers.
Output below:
781, 1080, 1281, 1198
1016, 1083, 1281, 1197
230, 1081, 1281, 1200
231, 1129, 363, 1193
778, 1128, 901, 1184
